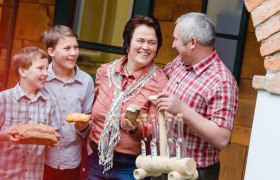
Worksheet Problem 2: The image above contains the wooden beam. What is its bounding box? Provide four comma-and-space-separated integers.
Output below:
230, 125, 251, 146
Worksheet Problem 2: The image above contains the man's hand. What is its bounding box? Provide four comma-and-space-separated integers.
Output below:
148, 95, 159, 106
157, 91, 185, 115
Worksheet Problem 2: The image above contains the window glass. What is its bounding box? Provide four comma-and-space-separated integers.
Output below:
214, 37, 237, 73
77, 48, 122, 76
74, 0, 133, 46
73, 0, 135, 76
206, 0, 243, 35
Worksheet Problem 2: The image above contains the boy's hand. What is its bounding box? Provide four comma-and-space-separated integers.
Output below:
52, 131, 61, 146
54, 131, 61, 140
74, 121, 89, 132
8, 127, 19, 144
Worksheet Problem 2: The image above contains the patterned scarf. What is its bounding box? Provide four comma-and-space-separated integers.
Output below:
98, 59, 156, 172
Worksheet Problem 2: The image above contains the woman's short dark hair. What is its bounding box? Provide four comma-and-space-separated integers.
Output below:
122, 16, 162, 55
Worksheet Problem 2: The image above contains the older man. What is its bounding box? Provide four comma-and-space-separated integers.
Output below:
157, 12, 239, 180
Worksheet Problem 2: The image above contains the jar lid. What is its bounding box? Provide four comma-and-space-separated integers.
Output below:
127, 104, 140, 112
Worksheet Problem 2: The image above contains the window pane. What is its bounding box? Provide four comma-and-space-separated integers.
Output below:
74, 0, 133, 47
214, 38, 237, 73
206, 0, 243, 35
77, 48, 123, 76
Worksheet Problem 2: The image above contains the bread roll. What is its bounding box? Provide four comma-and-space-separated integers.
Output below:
66, 113, 91, 123
14, 124, 58, 146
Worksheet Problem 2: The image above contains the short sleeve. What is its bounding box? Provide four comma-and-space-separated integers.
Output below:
207, 81, 238, 130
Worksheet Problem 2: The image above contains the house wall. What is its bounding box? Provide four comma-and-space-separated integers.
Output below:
223, 15, 265, 179
7, 0, 55, 88
6, 0, 265, 179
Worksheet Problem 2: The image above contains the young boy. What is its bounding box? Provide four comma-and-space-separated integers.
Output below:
43, 25, 94, 180
0, 46, 61, 179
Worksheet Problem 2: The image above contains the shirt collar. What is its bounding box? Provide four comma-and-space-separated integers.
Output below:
191, 50, 218, 76
47, 63, 83, 84
14, 83, 47, 102
115, 56, 154, 79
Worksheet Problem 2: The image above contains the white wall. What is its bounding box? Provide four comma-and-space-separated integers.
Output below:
245, 90, 280, 180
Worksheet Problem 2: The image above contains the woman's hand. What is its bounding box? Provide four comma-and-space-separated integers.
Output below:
120, 113, 140, 132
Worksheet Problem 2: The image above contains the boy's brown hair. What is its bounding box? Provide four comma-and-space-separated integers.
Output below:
12, 46, 48, 77
43, 25, 78, 49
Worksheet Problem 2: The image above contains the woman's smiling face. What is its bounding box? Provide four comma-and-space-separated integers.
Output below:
127, 24, 158, 70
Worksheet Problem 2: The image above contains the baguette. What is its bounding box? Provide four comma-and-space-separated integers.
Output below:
13, 124, 58, 146
66, 113, 91, 123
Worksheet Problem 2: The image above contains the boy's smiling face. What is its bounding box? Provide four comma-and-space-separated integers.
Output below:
20, 57, 48, 90
48, 36, 79, 71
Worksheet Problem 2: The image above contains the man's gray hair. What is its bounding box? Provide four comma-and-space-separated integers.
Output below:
176, 12, 215, 46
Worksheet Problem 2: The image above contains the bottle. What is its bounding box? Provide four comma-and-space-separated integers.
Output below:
176, 113, 184, 160
140, 114, 149, 156
166, 113, 175, 158
150, 114, 159, 157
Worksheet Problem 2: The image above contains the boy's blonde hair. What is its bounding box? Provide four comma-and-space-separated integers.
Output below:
12, 46, 48, 77
43, 25, 78, 49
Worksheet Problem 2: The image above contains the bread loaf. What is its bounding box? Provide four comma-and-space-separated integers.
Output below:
14, 124, 58, 146
66, 113, 91, 123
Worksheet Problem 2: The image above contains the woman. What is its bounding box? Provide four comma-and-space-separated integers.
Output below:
87, 16, 168, 179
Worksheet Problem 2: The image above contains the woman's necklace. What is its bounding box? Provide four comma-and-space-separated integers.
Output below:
125, 62, 131, 76
107, 59, 156, 100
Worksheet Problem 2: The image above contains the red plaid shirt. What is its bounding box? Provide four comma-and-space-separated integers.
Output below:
164, 51, 238, 167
